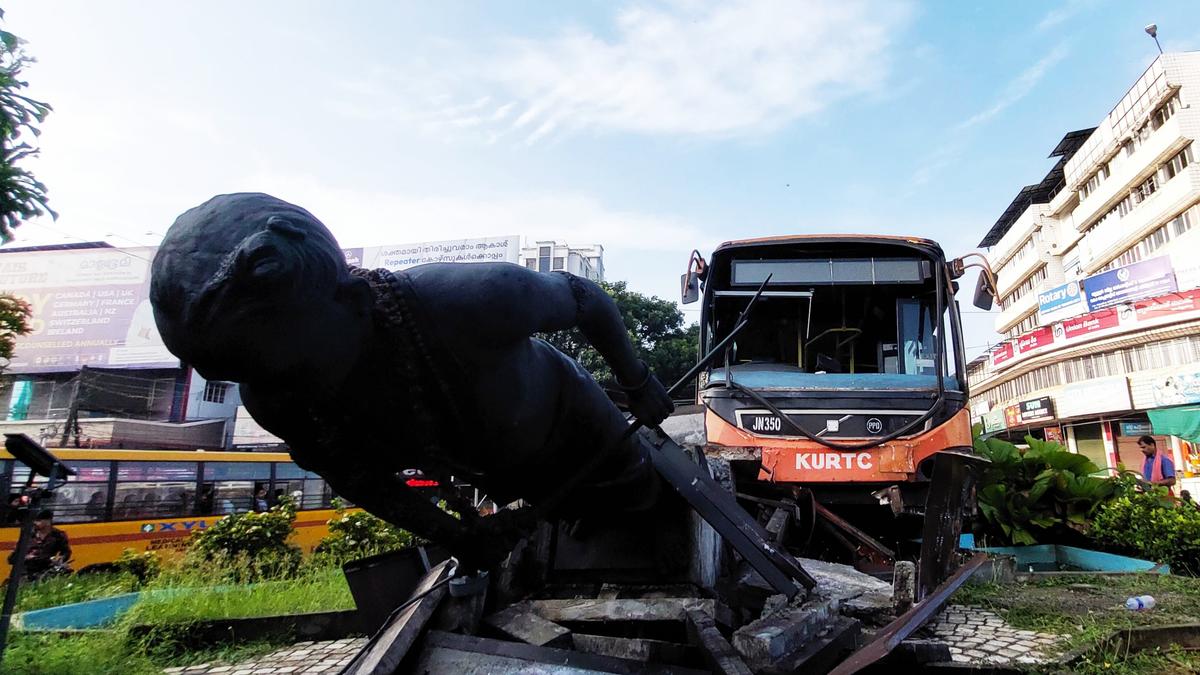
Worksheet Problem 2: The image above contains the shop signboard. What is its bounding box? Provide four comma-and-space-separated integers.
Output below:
0, 245, 179, 374
1016, 325, 1055, 354
1057, 376, 1132, 419
1043, 426, 1063, 443
1058, 307, 1119, 340
1083, 256, 1177, 311
1038, 280, 1086, 323
1120, 421, 1154, 436
1150, 365, 1200, 407
345, 235, 520, 272
1004, 404, 1021, 428
1019, 396, 1055, 424
983, 408, 1006, 433
991, 342, 1015, 367
1131, 288, 1200, 321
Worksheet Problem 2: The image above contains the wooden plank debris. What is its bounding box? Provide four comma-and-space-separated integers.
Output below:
483, 602, 572, 648
572, 634, 690, 663
341, 560, 452, 675
684, 609, 753, 675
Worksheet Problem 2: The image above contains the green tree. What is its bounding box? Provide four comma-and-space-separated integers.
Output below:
0, 9, 54, 242
542, 281, 699, 398
0, 11, 47, 369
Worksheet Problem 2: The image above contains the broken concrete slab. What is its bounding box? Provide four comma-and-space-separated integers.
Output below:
660, 412, 705, 447
796, 557, 894, 605
731, 599, 838, 671
761, 616, 861, 675
529, 598, 721, 624
685, 609, 753, 675
483, 603, 572, 648
416, 630, 708, 674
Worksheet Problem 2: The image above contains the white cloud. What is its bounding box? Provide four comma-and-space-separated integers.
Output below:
242, 172, 714, 255
955, 44, 1069, 131
338, 0, 913, 143
1035, 0, 1094, 33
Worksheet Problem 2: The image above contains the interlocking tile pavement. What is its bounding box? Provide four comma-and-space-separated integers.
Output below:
164, 638, 367, 675
912, 604, 1065, 666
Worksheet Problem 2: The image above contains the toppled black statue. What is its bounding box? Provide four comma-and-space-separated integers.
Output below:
150, 193, 675, 569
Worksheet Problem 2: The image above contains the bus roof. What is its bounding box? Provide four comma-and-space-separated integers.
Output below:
0, 448, 290, 463
715, 234, 943, 251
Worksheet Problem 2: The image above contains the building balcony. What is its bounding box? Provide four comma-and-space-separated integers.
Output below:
995, 250, 1046, 298
995, 288, 1038, 335
1072, 114, 1187, 232
1080, 162, 1200, 273
988, 204, 1043, 269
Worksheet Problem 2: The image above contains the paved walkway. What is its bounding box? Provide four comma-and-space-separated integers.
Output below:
164, 638, 367, 675
923, 604, 1065, 665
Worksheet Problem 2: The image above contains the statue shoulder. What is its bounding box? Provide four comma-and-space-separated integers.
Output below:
241, 385, 310, 439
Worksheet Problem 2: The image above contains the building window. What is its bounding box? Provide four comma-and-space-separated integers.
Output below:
1161, 144, 1191, 182
538, 246, 551, 273
203, 381, 230, 404
1100, 200, 1200, 272
552, 257, 564, 271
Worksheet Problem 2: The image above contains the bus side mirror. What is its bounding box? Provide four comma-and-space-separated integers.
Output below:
973, 271, 995, 311
681, 272, 700, 304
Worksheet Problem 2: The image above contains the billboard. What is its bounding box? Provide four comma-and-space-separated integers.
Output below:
343, 235, 520, 272
0, 246, 178, 374
1018, 396, 1055, 424
1082, 256, 1177, 311
1037, 280, 1085, 324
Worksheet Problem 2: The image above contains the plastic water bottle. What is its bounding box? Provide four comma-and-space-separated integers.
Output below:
1125, 595, 1156, 611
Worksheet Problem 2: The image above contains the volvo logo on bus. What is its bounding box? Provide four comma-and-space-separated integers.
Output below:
865, 417, 884, 434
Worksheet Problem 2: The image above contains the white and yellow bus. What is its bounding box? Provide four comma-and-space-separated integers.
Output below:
0, 449, 347, 577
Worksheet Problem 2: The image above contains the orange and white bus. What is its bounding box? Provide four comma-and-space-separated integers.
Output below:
0, 449, 344, 577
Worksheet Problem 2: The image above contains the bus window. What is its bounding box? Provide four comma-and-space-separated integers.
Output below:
201, 462, 270, 514
13, 460, 112, 523
113, 461, 198, 521
273, 463, 330, 510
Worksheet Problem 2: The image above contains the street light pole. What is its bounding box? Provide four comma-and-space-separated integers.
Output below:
1145, 24, 1163, 55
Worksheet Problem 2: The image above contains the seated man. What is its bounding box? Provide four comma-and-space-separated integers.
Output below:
8, 510, 71, 580
150, 193, 675, 570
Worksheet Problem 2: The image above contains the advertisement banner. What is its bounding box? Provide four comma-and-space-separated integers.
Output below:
991, 342, 1015, 367
1131, 288, 1200, 321
1019, 396, 1055, 424
1037, 280, 1086, 324
346, 235, 520, 272
1150, 366, 1200, 408
1004, 404, 1021, 428
1043, 426, 1063, 443
1016, 326, 1055, 354
1057, 376, 1132, 418
1083, 256, 1177, 311
1058, 307, 1119, 340
983, 408, 1006, 433
0, 246, 178, 374
1120, 421, 1153, 436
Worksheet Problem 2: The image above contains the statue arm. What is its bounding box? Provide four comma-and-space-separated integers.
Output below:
419, 263, 643, 385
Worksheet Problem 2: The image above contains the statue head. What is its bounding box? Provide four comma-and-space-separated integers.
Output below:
151, 193, 373, 392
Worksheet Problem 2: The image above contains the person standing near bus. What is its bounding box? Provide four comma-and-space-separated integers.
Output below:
1140, 435, 1176, 492
8, 510, 71, 580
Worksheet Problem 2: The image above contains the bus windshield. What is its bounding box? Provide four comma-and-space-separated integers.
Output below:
705, 255, 960, 391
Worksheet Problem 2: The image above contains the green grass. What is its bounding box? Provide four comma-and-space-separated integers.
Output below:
4, 556, 358, 675
951, 573, 1200, 674
14, 571, 140, 612
124, 564, 353, 625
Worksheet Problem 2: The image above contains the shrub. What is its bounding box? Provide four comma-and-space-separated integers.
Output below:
187, 498, 300, 579
315, 500, 416, 563
1091, 475, 1200, 575
114, 549, 161, 586
974, 430, 1116, 545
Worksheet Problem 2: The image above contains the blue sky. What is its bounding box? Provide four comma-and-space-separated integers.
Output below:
6, 1, 1200, 358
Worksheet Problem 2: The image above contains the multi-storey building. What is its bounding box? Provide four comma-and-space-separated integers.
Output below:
967, 52, 1200, 496
519, 241, 605, 281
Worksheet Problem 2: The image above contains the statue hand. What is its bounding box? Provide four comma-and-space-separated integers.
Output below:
620, 361, 674, 427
